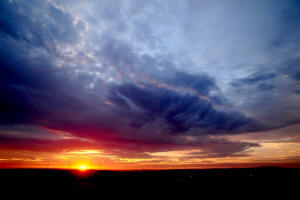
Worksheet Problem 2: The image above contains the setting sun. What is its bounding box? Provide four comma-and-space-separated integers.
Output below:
79, 165, 87, 171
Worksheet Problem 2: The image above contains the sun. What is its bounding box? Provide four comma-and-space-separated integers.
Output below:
79, 165, 87, 171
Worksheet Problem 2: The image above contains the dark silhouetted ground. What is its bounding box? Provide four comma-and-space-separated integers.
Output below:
0, 167, 299, 199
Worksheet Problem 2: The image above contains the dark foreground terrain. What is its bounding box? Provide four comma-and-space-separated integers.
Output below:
0, 168, 299, 199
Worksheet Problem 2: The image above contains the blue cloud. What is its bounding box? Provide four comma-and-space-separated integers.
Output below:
170, 72, 217, 95
0, 0, 80, 51
109, 82, 260, 134
231, 73, 276, 87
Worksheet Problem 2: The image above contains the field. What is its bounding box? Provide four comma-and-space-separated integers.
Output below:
0, 167, 299, 199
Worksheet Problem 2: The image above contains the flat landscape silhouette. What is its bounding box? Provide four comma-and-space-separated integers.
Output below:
1, 167, 299, 199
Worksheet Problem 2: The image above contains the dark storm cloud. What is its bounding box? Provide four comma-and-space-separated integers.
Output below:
171, 72, 217, 95
109, 83, 261, 134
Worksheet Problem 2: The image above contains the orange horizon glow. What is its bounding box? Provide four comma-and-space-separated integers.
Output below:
1, 141, 300, 170
0, 160, 300, 170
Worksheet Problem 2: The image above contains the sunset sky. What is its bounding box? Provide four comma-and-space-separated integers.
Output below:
1, 0, 300, 170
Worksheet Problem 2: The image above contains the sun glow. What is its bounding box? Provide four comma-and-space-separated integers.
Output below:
79, 165, 87, 171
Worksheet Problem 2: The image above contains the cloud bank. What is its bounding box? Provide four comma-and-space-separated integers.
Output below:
1, 0, 300, 165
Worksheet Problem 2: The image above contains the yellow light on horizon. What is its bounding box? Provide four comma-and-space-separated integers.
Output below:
79, 165, 87, 171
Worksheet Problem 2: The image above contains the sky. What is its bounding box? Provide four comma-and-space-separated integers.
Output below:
0, 0, 300, 170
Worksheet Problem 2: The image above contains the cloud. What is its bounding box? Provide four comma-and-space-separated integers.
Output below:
281, 59, 300, 82
184, 140, 259, 159
1, 0, 300, 163
231, 73, 276, 87
0, 133, 95, 153
109, 82, 261, 135
0, 0, 81, 50
170, 72, 217, 95
0, 41, 88, 125
230, 72, 277, 92
228, 58, 300, 129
